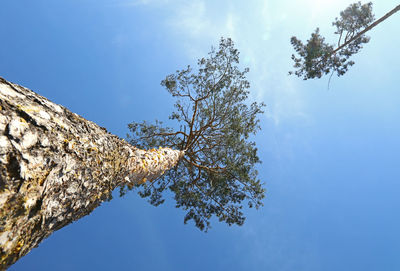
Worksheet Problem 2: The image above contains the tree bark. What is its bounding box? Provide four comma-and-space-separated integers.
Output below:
0, 77, 184, 269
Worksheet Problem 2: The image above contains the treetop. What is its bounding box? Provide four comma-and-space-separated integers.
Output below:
126, 37, 265, 231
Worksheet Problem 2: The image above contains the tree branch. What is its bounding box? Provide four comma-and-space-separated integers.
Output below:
182, 157, 225, 173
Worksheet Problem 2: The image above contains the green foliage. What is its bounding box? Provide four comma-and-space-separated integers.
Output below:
332, 2, 374, 36
289, 2, 374, 80
126, 38, 265, 231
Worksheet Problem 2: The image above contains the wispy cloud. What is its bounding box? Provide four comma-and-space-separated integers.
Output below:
117, 0, 358, 125
167, 0, 313, 126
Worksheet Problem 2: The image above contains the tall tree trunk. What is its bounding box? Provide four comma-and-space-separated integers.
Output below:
0, 77, 184, 269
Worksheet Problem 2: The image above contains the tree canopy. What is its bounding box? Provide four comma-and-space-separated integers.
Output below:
289, 2, 400, 80
125, 38, 265, 231
290, 2, 375, 80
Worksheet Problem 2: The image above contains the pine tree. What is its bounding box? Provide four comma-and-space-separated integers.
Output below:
0, 38, 265, 268
290, 2, 400, 80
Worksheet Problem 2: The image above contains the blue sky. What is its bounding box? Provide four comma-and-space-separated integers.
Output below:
2, 0, 400, 270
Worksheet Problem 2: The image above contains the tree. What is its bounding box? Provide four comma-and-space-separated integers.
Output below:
0, 38, 265, 268
127, 38, 266, 231
0, 77, 183, 269
289, 2, 400, 80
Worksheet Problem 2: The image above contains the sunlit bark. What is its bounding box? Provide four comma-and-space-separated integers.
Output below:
0, 77, 184, 269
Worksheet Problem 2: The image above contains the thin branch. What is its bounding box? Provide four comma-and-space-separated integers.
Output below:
173, 92, 195, 101
337, 30, 343, 47
182, 157, 225, 173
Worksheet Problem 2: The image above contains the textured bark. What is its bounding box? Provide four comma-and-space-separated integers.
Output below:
0, 77, 184, 269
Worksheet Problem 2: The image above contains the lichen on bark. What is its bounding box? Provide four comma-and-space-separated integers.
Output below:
0, 77, 183, 269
